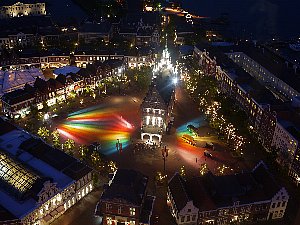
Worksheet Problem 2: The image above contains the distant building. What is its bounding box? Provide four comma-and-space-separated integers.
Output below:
175, 25, 194, 46
226, 43, 300, 102
1, 60, 122, 118
141, 76, 175, 143
193, 43, 300, 186
0, 1, 46, 18
95, 169, 155, 225
119, 12, 160, 47
0, 118, 93, 225
73, 48, 154, 69
78, 21, 112, 43
269, 103, 300, 185
168, 161, 289, 225
194, 44, 278, 151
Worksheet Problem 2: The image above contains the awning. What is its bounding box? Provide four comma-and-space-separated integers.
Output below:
57, 205, 65, 213
43, 215, 52, 222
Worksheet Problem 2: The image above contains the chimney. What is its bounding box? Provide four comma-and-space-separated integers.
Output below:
293, 65, 298, 74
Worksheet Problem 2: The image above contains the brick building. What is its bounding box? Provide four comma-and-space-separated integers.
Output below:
95, 169, 155, 225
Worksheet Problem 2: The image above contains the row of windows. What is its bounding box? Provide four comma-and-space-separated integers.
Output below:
106, 204, 136, 216
180, 214, 196, 222
272, 201, 286, 209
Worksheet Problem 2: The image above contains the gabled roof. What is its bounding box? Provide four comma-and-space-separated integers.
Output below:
168, 161, 286, 212
142, 84, 166, 110
155, 75, 175, 105
1, 88, 34, 105
101, 169, 148, 206
168, 173, 189, 211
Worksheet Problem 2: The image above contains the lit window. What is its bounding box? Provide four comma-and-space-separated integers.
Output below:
106, 204, 112, 211
130, 207, 136, 216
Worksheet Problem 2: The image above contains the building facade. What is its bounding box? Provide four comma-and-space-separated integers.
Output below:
0, 2, 46, 18
95, 169, 155, 225
193, 44, 300, 187
140, 45, 176, 143
194, 45, 277, 151
167, 162, 289, 225
227, 51, 299, 101
1, 60, 123, 118
0, 118, 93, 225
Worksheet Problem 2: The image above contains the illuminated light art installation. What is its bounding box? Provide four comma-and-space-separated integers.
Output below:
175, 116, 208, 164
57, 105, 135, 155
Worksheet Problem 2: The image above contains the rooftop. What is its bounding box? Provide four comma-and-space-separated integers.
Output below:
101, 169, 148, 206
0, 118, 92, 220
231, 42, 300, 93
0, 68, 44, 94
169, 161, 284, 211
53, 66, 81, 76
195, 43, 280, 105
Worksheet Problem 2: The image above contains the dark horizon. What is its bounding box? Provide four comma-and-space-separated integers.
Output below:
182, 0, 300, 40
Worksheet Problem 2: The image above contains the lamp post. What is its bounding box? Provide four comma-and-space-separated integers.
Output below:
162, 146, 169, 174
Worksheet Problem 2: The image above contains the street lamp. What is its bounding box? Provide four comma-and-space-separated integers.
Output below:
162, 146, 169, 174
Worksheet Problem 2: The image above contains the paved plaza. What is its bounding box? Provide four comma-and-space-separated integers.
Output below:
49, 83, 257, 225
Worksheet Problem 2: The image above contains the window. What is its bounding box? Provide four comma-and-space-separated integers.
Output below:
106, 204, 112, 211
282, 201, 286, 207
130, 207, 136, 216
118, 206, 122, 214
187, 209, 191, 212
192, 215, 196, 221
186, 215, 190, 222
272, 203, 276, 208
181, 216, 184, 222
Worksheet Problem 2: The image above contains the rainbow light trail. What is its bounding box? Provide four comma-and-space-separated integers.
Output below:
57, 104, 135, 155
175, 116, 208, 162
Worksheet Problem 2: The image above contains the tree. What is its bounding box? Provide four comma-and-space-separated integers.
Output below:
52, 130, 61, 149
30, 104, 39, 119
199, 163, 209, 176
108, 161, 117, 173
127, 66, 152, 90
179, 165, 186, 179
42, 100, 49, 112
37, 127, 50, 141
91, 151, 101, 166
79, 145, 89, 160
63, 139, 75, 154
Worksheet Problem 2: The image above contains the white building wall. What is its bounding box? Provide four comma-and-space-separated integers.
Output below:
227, 52, 299, 100
178, 201, 199, 224
0, 2, 46, 18
267, 188, 289, 220
272, 122, 298, 163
